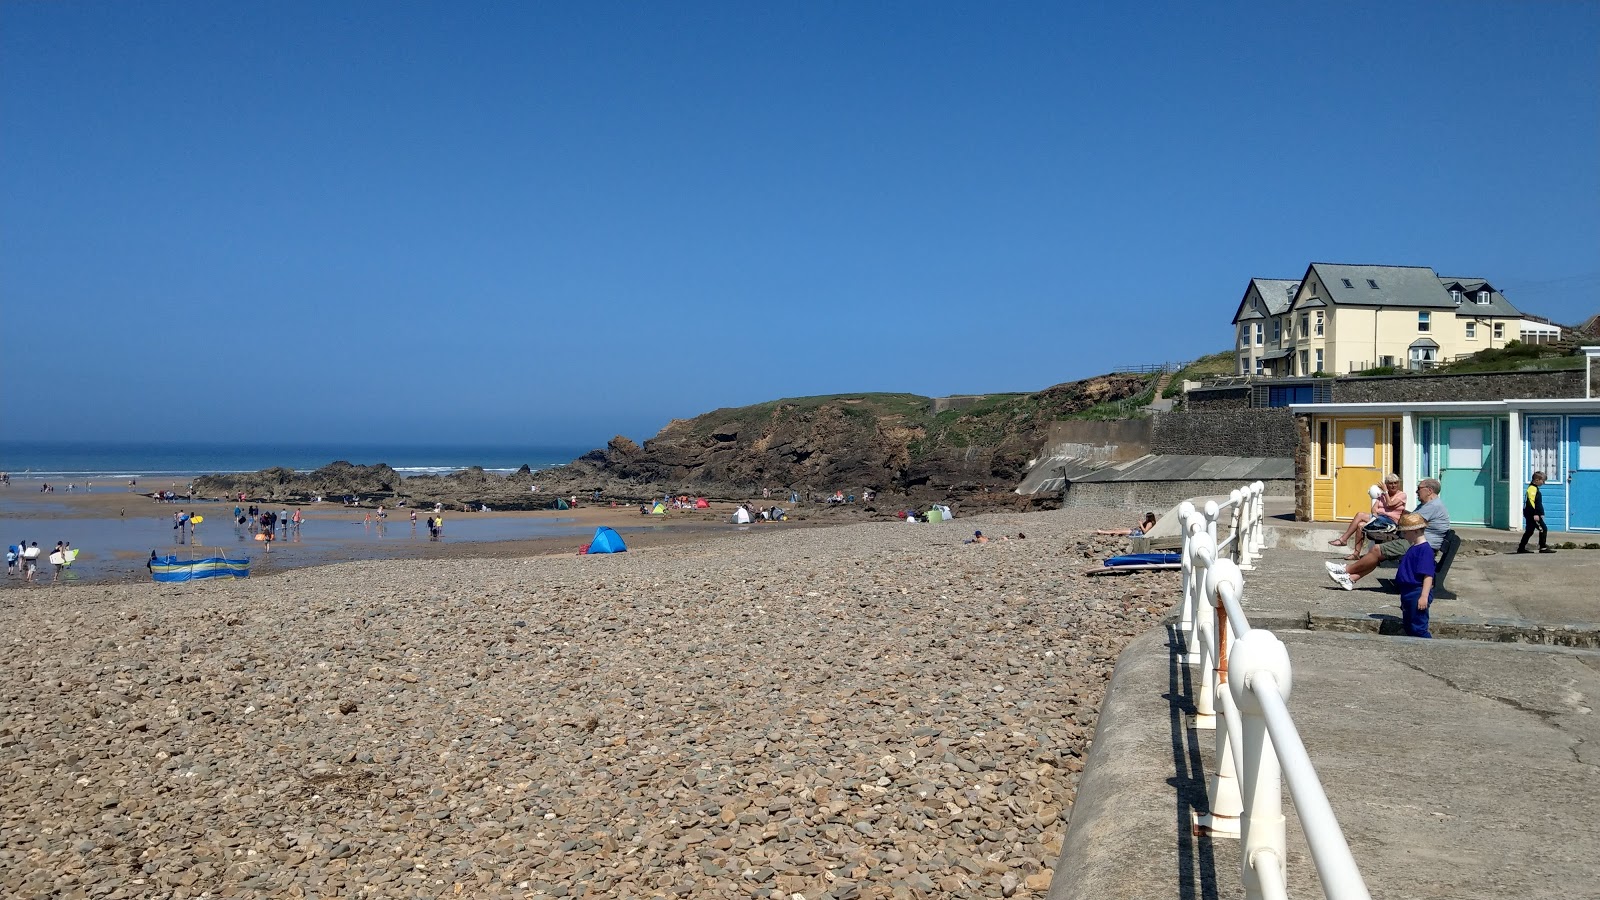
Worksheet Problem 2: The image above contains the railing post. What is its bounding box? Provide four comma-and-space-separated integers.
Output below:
1188, 533, 1217, 730
1229, 630, 1291, 900
1195, 558, 1245, 837
1235, 486, 1254, 570
1204, 499, 1220, 551
1250, 480, 1266, 559
1177, 501, 1199, 662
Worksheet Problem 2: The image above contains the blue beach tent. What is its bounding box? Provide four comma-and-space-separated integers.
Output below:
588, 527, 627, 554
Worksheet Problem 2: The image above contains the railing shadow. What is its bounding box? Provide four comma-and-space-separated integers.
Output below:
1166, 623, 1219, 900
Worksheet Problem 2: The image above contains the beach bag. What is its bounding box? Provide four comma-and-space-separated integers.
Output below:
1363, 515, 1398, 543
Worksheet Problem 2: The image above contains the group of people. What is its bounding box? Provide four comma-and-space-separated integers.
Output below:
1324, 469, 1560, 639
6, 539, 71, 584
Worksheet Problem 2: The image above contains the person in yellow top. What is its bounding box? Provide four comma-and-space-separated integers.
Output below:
1518, 472, 1555, 554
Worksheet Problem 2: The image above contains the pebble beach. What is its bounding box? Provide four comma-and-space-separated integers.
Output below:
0, 509, 1175, 899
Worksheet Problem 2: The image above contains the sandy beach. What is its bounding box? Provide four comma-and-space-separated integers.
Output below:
0, 505, 1169, 898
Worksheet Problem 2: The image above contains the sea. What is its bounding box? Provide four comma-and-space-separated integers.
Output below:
0, 440, 632, 586
0, 440, 593, 481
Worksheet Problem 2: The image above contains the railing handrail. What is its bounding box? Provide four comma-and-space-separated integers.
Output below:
1178, 481, 1371, 900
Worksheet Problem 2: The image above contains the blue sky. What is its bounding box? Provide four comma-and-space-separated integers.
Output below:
4, 1, 1597, 446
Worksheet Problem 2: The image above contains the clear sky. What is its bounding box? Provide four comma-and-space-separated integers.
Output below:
4, 1, 1597, 447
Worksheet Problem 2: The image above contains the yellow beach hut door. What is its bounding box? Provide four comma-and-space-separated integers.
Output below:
1335, 421, 1383, 518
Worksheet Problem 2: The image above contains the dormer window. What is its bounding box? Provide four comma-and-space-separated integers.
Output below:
1451, 289, 1463, 305
1477, 291, 1491, 305
1340, 278, 1354, 288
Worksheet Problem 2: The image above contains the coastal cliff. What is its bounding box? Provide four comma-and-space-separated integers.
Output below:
194, 373, 1150, 510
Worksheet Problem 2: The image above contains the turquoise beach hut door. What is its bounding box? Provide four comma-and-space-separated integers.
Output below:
1570, 418, 1600, 531
1439, 419, 1494, 526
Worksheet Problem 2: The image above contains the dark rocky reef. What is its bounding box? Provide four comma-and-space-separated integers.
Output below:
192, 373, 1151, 512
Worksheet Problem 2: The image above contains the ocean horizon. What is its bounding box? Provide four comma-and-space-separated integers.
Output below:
0, 440, 595, 481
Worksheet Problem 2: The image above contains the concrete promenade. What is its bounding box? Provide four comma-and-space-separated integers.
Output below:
1049, 521, 1600, 899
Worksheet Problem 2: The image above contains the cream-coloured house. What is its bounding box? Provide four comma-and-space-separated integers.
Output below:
1232, 264, 1525, 376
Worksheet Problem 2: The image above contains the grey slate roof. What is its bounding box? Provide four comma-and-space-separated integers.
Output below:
1307, 264, 1456, 310
1438, 276, 1524, 318
1233, 278, 1300, 323
1252, 279, 1299, 316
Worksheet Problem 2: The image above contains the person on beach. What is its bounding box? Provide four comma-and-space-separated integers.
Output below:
50, 542, 66, 583
22, 542, 41, 583
146, 550, 157, 574
1327, 478, 1449, 590
1518, 472, 1554, 554
5, 545, 15, 576
965, 530, 990, 544
1392, 512, 1436, 638
1096, 513, 1157, 537
1329, 474, 1407, 558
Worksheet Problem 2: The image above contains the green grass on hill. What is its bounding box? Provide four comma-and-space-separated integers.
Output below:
1439, 341, 1585, 375
1164, 350, 1237, 397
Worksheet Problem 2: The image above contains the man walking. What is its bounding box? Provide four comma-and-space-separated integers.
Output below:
1327, 478, 1450, 590
1518, 472, 1555, 554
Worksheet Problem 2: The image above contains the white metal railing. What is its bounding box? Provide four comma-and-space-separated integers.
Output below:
1177, 483, 1370, 900
1177, 482, 1265, 666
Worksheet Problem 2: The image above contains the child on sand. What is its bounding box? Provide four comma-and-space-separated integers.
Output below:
1393, 512, 1436, 639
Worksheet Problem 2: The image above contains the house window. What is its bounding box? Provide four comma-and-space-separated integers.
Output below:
1314, 311, 1324, 336
1299, 314, 1308, 337
1466, 322, 1477, 339
1318, 422, 1330, 476
1451, 289, 1463, 306
1367, 279, 1379, 289
1254, 356, 1265, 375
1341, 278, 1354, 288
1240, 324, 1249, 347
1272, 320, 1281, 343
1418, 311, 1431, 331
1299, 350, 1309, 374
1255, 322, 1263, 345
1314, 349, 1324, 373
1493, 322, 1505, 339
1477, 291, 1491, 305
1409, 345, 1437, 368
1528, 416, 1562, 481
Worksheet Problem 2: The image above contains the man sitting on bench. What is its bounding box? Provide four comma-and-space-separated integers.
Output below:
1326, 478, 1450, 591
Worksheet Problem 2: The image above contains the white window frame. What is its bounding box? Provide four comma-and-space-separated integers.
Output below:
1255, 322, 1263, 345
1527, 416, 1563, 482
1418, 311, 1431, 332
1451, 289, 1463, 305
1493, 322, 1505, 340
1299, 349, 1309, 374
1314, 310, 1324, 336
1299, 314, 1309, 338
1314, 349, 1323, 373
1272, 320, 1281, 344
1477, 291, 1491, 305
1466, 322, 1477, 339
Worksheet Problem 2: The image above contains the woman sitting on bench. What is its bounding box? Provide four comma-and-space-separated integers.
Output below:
1329, 474, 1407, 559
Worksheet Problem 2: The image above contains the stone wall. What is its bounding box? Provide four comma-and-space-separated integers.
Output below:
1150, 409, 1299, 458
1040, 419, 1154, 464
1293, 414, 1313, 521
1331, 369, 1584, 403
1183, 385, 1251, 410
1062, 478, 1295, 511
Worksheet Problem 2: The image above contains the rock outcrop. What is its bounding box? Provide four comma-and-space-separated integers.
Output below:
194, 374, 1152, 510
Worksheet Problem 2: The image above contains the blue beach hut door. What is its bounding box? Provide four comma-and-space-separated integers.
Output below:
1439, 419, 1494, 526
1569, 418, 1600, 531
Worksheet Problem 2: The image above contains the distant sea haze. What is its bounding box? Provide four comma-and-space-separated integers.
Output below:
0, 441, 592, 481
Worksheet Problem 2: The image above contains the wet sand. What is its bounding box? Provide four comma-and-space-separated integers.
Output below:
1, 485, 816, 588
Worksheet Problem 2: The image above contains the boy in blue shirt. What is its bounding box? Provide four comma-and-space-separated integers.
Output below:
1393, 512, 1436, 639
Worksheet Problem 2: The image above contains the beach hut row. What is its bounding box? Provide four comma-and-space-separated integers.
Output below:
1291, 398, 1600, 532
